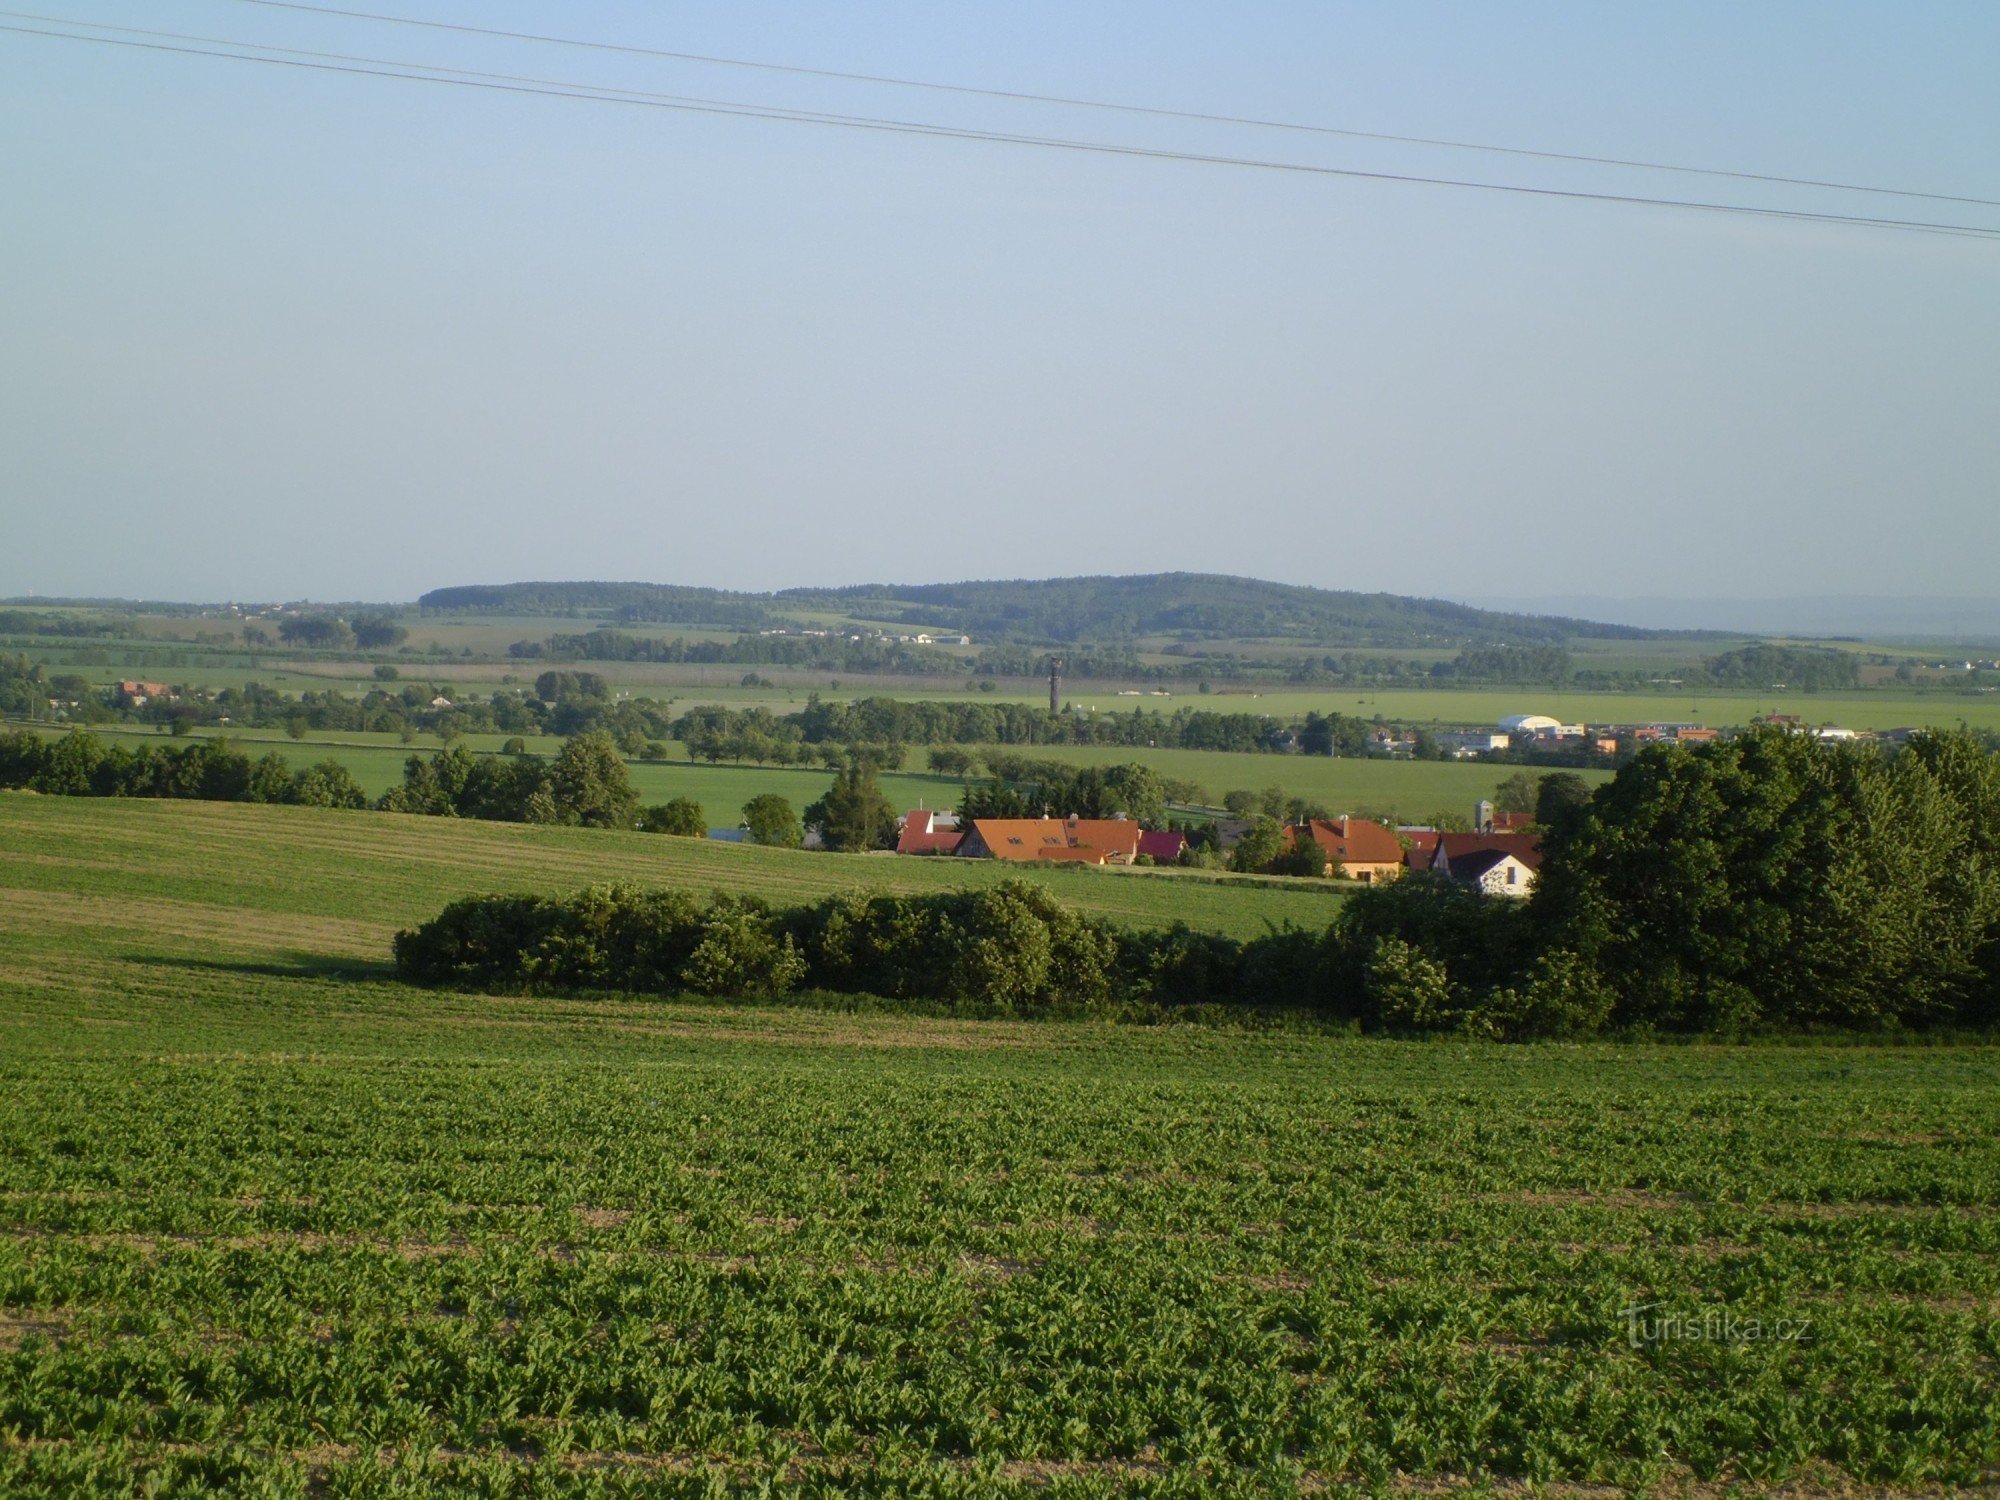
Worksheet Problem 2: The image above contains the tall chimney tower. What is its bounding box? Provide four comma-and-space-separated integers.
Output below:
1047, 655, 1064, 715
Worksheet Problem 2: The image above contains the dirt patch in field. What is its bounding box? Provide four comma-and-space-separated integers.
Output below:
0, 1312, 69, 1349
445, 1008, 1044, 1052
957, 1252, 1043, 1280
1757, 1199, 1996, 1219
1482, 1188, 1703, 1213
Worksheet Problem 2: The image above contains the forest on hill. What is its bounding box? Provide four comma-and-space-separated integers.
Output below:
418, 573, 1700, 649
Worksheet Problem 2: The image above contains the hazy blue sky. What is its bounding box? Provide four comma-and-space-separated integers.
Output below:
3, 1, 1996, 610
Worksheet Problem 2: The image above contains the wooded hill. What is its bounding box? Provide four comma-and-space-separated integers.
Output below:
419, 574, 1702, 649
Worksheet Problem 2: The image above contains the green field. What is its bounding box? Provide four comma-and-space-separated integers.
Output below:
980, 743, 1612, 818
0, 795, 1343, 942
1, 794, 1995, 1494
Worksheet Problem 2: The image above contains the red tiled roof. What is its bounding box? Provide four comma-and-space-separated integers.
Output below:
1291, 816, 1405, 868
1137, 830, 1186, 862
963, 818, 1142, 862
1434, 832, 1543, 872
1401, 830, 1440, 868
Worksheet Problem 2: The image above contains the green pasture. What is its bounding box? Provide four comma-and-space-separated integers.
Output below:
0, 793, 1995, 1494
971, 743, 1613, 817
0, 795, 1344, 941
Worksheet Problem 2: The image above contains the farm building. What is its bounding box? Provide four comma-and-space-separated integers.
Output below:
957, 817, 1142, 865
115, 680, 171, 705
1501, 713, 1584, 739
1137, 829, 1187, 864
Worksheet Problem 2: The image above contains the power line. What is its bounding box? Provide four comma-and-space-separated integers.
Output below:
6, 17, 1999, 242
218, 0, 2000, 213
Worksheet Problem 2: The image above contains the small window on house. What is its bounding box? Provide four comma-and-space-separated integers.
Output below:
1007, 836, 1024, 846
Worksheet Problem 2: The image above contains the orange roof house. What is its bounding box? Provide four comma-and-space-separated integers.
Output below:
1287, 816, 1406, 883
957, 817, 1143, 864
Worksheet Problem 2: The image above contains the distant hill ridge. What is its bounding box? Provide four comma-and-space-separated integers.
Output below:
417, 574, 1694, 648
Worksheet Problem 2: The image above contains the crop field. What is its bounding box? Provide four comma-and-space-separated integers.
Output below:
1, 795, 1996, 1495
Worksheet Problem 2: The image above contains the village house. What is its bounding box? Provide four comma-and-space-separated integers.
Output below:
1364, 728, 1417, 759
1438, 730, 1509, 759
115, 680, 171, 705
1430, 831, 1544, 896
1137, 829, 1187, 864
895, 809, 963, 856
956, 816, 1143, 864
1286, 816, 1406, 883
1447, 846, 1541, 898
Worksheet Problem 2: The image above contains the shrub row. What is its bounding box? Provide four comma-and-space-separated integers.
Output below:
392, 877, 1615, 1036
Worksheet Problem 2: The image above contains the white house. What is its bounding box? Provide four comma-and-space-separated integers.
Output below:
1450, 847, 1539, 898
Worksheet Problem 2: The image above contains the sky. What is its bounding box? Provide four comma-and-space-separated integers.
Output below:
2, 1, 1997, 616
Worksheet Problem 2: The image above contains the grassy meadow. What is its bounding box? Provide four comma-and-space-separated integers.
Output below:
1, 791, 1996, 1494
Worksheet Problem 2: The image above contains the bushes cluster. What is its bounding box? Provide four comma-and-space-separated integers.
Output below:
396, 881, 1124, 1017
